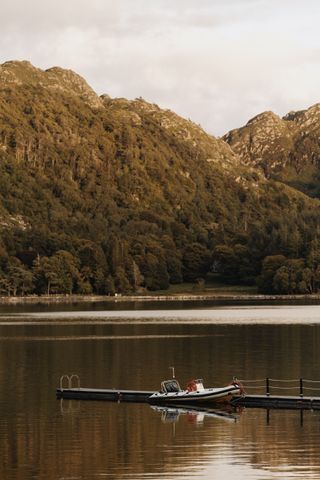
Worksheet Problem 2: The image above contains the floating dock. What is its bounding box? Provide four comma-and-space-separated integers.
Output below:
57, 375, 320, 410
56, 388, 320, 410
231, 394, 320, 410
56, 387, 155, 402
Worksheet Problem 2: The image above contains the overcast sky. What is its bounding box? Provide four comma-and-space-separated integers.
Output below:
1, 0, 320, 135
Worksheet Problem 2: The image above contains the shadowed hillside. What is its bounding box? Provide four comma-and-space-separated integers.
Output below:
0, 60, 320, 295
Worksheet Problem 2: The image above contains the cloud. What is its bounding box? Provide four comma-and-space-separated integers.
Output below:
1, 0, 320, 135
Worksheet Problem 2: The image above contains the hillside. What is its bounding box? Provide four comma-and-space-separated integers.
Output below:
0, 60, 320, 295
224, 104, 320, 198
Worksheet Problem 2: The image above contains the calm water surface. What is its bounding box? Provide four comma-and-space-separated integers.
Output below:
1, 303, 320, 480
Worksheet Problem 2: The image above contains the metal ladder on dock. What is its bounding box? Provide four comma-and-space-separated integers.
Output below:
59, 374, 81, 391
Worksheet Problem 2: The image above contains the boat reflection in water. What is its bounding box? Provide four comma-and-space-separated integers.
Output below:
150, 404, 242, 424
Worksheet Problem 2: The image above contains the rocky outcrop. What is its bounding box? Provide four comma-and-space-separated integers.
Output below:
105, 96, 241, 171
224, 104, 320, 196
0, 60, 103, 108
223, 111, 295, 176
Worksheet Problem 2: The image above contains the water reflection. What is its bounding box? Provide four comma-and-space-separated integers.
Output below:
49, 402, 320, 480
2, 304, 320, 324
1, 306, 320, 479
150, 404, 241, 424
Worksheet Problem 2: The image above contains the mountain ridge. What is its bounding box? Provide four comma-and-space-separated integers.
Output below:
0, 60, 103, 108
1, 60, 320, 296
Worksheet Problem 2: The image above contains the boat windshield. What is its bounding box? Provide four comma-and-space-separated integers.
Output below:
161, 379, 182, 393
194, 379, 204, 390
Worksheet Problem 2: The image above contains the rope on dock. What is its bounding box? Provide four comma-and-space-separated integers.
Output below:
234, 377, 320, 400
240, 378, 300, 383
268, 385, 299, 390
268, 378, 298, 383
238, 379, 266, 383
236, 377, 320, 397
241, 385, 266, 389
242, 378, 320, 384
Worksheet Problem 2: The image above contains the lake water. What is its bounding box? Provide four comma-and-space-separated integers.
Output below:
1, 302, 320, 480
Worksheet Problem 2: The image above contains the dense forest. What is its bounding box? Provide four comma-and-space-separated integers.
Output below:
1, 60, 320, 296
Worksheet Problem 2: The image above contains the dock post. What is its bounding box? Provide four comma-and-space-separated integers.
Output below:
300, 378, 303, 397
266, 377, 270, 396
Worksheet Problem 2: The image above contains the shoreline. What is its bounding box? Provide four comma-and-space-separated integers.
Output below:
1, 293, 320, 305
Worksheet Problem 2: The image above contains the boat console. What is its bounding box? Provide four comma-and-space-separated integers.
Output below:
160, 379, 181, 393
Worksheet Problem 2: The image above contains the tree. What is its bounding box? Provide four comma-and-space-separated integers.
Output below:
257, 255, 287, 293
78, 241, 108, 292
105, 275, 116, 295
272, 259, 309, 294
51, 250, 81, 294
0, 273, 10, 296
131, 260, 144, 292
6, 258, 33, 296
182, 243, 211, 282
114, 267, 131, 293
166, 253, 183, 284
138, 252, 169, 290
33, 256, 60, 294
211, 245, 236, 283
94, 268, 108, 294
33, 250, 81, 294
272, 266, 290, 294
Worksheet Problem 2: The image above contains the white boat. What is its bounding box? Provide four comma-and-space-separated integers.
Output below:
148, 378, 241, 405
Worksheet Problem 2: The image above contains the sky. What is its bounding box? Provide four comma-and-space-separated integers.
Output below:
1, 0, 320, 135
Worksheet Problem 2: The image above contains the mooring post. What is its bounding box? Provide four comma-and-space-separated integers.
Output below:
300, 378, 303, 397
266, 377, 270, 396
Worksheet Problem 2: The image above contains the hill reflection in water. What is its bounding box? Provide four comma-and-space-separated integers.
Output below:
1, 305, 320, 479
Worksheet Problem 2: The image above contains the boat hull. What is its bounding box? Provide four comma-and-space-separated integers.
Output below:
148, 385, 240, 405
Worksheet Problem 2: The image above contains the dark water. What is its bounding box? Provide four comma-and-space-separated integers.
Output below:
1, 304, 320, 479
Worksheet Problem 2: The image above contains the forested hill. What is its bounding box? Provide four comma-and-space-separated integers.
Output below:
0, 60, 320, 296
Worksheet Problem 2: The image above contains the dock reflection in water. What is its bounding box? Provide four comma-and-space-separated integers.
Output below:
1, 304, 320, 479
150, 404, 242, 424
